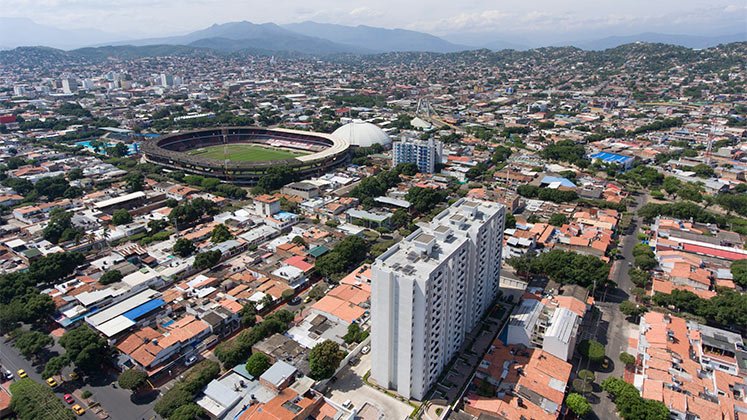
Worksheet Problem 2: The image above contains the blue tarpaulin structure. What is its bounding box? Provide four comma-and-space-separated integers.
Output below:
122, 298, 165, 321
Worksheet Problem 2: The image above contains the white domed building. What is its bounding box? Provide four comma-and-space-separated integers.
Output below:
332, 120, 392, 148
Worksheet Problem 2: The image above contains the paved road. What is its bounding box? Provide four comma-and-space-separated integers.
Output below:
327, 353, 412, 420
591, 193, 648, 418
0, 339, 158, 420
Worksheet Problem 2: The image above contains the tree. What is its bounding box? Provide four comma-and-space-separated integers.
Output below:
43, 209, 83, 244
59, 325, 110, 373
111, 209, 133, 225
245, 353, 271, 377
211, 224, 232, 243
240, 302, 257, 327
308, 340, 345, 380
692, 164, 715, 178
406, 187, 448, 213
391, 209, 412, 229
10, 379, 75, 420
507, 250, 610, 289
343, 323, 369, 344
577, 339, 605, 364
13, 329, 53, 359
505, 213, 516, 229
42, 355, 69, 379
619, 301, 645, 319
170, 403, 205, 420
193, 250, 222, 270
67, 167, 84, 180
34, 176, 70, 200
539, 140, 588, 166
730, 259, 747, 288
548, 213, 568, 226
99, 270, 123, 285
125, 171, 145, 192
291, 235, 307, 248
118, 368, 148, 391
619, 352, 636, 367
154, 360, 220, 418
109, 142, 129, 158
28, 251, 85, 283
565, 393, 592, 418
173, 238, 196, 257
308, 283, 327, 301
629, 268, 651, 288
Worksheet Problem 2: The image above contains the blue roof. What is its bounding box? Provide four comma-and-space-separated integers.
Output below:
122, 299, 165, 321
590, 152, 634, 163
540, 176, 576, 188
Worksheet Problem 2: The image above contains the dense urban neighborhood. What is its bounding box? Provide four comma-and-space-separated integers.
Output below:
0, 39, 745, 420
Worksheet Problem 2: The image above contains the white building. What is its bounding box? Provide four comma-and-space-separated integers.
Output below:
371, 199, 505, 400
505, 298, 581, 362
392, 138, 442, 173
62, 77, 78, 94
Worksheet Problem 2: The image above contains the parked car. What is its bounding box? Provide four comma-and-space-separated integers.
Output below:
46, 377, 58, 387
361, 346, 370, 354
17, 369, 27, 378
71, 404, 86, 416
184, 355, 198, 366
64, 394, 75, 404
3, 369, 12, 380
290, 296, 302, 305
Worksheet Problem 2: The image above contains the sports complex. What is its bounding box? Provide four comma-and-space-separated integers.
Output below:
141, 127, 351, 184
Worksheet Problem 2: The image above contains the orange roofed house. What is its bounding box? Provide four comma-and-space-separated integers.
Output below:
464, 339, 572, 420
635, 312, 747, 419
239, 388, 353, 420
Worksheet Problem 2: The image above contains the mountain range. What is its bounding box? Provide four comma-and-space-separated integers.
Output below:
1, 17, 745, 54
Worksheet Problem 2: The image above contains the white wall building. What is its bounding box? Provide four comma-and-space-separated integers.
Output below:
506, 298, 581, 362
392, 138, 443, 174
371, 199, 505, 400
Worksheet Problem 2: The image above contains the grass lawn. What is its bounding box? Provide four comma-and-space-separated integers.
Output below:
188, 144, 308, 162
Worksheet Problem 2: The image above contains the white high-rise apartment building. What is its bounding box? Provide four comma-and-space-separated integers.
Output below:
62, 77, 78, 94
371, 198, 505, 400
392, 138, 442, 173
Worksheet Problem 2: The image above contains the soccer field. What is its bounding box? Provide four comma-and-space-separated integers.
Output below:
187, 144, 309, 162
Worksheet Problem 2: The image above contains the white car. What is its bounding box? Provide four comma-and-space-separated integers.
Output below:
184, 355, 198, 366
360, 345, 370, 355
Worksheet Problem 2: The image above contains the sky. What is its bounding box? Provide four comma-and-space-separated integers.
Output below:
1, 0, 745, 39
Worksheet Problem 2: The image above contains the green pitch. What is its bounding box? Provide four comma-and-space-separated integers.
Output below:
188, 144, 309, 162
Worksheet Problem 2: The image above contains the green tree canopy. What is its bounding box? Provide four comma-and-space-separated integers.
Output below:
211, 224, 232, 243
111, 209, 133, 225
173, 238, 196, 257
565, 393, 592, 418
577, 339, 606, 364
118, 368, 148, 391
99, 270, 123, 285
308, 340, 345, 380
59, 325, 110, 373
12, 329, 53, 359
731, 259, 747, 288
10, 378, 75, 420
619, 352, 636, 366
245, 353, 271, 377
42, 355, 69, 378
193, 250, 222, 270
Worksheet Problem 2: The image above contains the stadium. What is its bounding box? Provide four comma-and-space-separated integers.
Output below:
141, 127, 351, 184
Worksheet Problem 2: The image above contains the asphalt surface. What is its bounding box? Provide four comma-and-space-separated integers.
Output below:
590, 193, 648, 418
0, 338, 158, 420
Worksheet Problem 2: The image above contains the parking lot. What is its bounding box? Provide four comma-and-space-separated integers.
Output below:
326, 353, 414, 420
